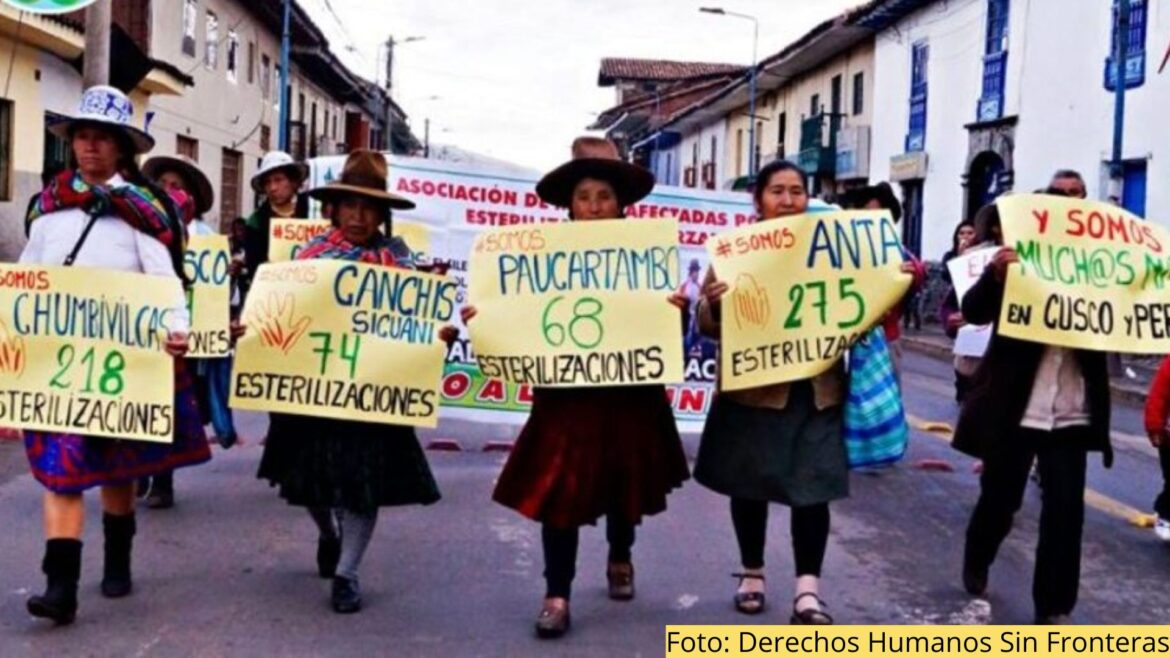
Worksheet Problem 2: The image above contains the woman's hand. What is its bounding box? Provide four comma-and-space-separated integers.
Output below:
1149, 430, 1167, 449
667, 292, 690, 310
165, 331, 190, 358
991, 247, 1019, 282
900, 261, 917, 275
229, 319, 247, 346
439, 325, 459, 346
946, 312, 966, 331
460, 305, 478, 324
703, 280, 729, 310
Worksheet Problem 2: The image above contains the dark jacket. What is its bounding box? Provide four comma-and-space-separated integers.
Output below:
952, 267, 1113, 467
243, 194, 311, 286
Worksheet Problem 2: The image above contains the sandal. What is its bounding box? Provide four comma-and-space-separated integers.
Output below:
790, 592, 833, 625
732, 572, 766, 615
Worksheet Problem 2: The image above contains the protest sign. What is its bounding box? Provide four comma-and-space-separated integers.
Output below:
268, 219, 332, 263
184, 234, 232, 358
947, 246, 998, 358
707, 210, 911, 391
0, 265, 183, 442
231, 260, 457, 428
467, 219, 684, 387
999, 194, 1170, 353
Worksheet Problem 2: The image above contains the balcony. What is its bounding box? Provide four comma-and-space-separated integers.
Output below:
798, 113, 842, 177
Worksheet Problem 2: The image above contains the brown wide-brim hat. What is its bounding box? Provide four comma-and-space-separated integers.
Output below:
307, 149, 416, 210
536, 159, 656, 209
143, 155, 215, 217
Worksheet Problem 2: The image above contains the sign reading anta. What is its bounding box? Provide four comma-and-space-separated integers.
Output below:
999, 194, 1170, 353
231, 260, 457, 428
184, 235, 232, 358
0, 265, 183, 443
708, 211, 910, 391
467, 219, 684, 387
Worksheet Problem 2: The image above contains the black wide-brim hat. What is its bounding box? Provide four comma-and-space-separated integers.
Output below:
536, 158, 655, 209
143, 155, 215, 217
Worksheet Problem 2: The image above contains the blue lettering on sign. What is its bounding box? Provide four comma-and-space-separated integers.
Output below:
333, 264, 457, 322
806, 217, 905, 270
497, 246, 679, 296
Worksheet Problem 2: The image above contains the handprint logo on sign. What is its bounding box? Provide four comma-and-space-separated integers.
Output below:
0, 320, 26, 378
731, 274, 771, 331
248, 292, 312, 354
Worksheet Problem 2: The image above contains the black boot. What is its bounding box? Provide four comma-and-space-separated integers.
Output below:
331, 576, 362, 614
101, 513, 136, 599
27, 539, 82, 625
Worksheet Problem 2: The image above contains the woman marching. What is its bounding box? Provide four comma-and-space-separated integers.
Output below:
694, 160, 914, 624
253, 150, 455, 614
462, 137, 689, 639
139, 154, 241, 509
20, 86, 211, 624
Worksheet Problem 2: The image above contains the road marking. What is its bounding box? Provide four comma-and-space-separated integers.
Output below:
906, 414, 1156, 528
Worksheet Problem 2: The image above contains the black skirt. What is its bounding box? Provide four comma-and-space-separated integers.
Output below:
258, 413, 440, 513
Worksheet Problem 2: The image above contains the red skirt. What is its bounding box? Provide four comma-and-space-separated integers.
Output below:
492, 385, 689, 528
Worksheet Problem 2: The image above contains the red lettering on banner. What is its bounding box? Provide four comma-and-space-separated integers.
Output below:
516, 385, 533, 404
677, 386, 708, 413
1064, 208, 1162, 253
476, 378, 506, 403
0, 269, 50, 291
1032, 209, 1050, 234
442, 371, 471, 399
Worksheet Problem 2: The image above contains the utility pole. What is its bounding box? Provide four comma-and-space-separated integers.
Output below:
278, 0, 292, 152
1109, 0, 1131, 203
384, 36, 395, 154
82, 0, 112, 87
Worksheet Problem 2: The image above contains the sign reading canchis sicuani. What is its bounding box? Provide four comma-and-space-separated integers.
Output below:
999, 194, 1170, 353
231, 260, 456, 428
0, 265, 184, 443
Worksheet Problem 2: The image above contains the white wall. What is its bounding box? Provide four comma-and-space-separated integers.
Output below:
870, 0, 990, 259
679, 119, 728, 189
1014, 0, 1166, 219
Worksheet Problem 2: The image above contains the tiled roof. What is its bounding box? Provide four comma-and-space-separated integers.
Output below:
598, 58, 745, 85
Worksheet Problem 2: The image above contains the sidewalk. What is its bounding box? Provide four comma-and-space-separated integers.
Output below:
901, 326, 1153, 406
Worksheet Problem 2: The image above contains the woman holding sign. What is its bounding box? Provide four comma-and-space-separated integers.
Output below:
693, 160, 916, 624
19, 86, 210, 625
140, 155, 241, 509
462, 137, 689, 639
254, 150, 455, 615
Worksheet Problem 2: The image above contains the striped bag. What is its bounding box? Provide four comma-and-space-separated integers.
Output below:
844, 327, 909, 469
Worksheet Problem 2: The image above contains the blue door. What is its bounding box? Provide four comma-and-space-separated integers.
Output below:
1123, 161, 1147, 218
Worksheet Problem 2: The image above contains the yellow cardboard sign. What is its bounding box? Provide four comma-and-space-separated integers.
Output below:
268, 219, 332, 263
467, 219, 684, 387
707, 210, 910, 391
999, 194, 1170, 353
184, 234, 232, 358
268, 218, 436, 264
0, 265, 183, 443
230, 260, 457, 428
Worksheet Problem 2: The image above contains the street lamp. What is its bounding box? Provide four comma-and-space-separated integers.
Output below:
700, 7, 759, 176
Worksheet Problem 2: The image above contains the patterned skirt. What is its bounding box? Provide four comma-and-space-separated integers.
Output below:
25, 360, 211, 494
492, 386, 690, 529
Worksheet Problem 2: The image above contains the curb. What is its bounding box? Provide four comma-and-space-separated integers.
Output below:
901, 336, 1149, 406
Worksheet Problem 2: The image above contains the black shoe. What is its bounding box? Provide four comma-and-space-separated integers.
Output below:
27, 539, 82, 625
1035, 613, 1071, 625
331, 577, 362, 614
101, 513, 135, 599
317, 536, 341, 579
962, 561, 988, 597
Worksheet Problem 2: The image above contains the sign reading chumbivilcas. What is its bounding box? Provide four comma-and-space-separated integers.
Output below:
1, 0, 101, 14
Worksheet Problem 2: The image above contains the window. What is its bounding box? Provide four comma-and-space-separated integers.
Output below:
709, 135, 716, 166
0, 100, 12, 200
260, 124, 271, 152
906, 41, 929, 152
977, 0, 1009, 121
42, 112, 70, 185
298, 92, 305, 122
221, 149, 242, 223
754, 120, 763, 174
247, 42, 255, 84
204, 11, 218, 70
226, 31, 239, 83
777, 112, 787, 159
830, 75, 842, 115
181, 0, 197, 58
310, 102, 318, 157
260, 54, 271, 99
332, 113, 338, 140
852, 72, 865, 116
735, 128, 744, 178
1106, 0, 1148, 90
810, 94, 820, 117
177, 135, 199, 162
